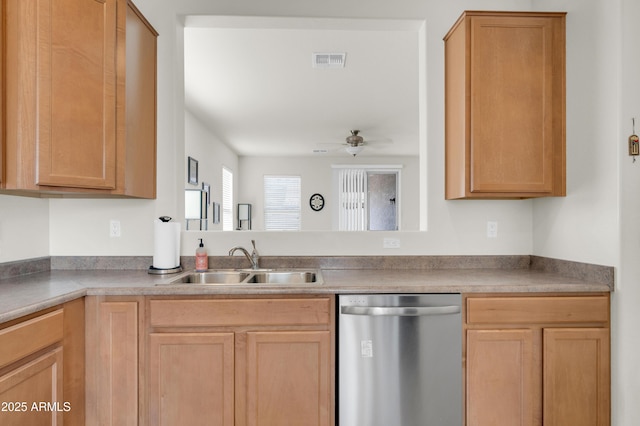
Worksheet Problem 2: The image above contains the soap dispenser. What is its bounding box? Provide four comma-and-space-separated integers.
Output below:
195, 238, 208, 271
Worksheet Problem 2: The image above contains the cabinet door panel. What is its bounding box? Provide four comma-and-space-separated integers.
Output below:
0, 347, 63, 426
96, 301, 138, 426
544, 328, 610, 426
148, 333, 235, 426
117, 2, 157, 198
466, 329, 537, 426
36, 0, 117, 189
243, 331, 331, 426
470, 16, 555, 194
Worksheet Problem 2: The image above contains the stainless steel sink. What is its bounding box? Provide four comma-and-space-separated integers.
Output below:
170, 270, 251, 284
246, 271, 318, 284
164, 269, 322, 286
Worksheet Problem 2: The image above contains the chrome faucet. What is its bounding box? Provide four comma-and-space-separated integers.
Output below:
228, 239, 260, 269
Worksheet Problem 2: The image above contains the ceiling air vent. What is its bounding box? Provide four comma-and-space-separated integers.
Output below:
312, 52, 346, 69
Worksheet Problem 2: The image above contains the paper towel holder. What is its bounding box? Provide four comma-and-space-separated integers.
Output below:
148, 216, 183, 275
148, 265, 183, 275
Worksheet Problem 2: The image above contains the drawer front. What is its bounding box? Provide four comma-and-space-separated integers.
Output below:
150, 298, 332, 328
466, 296, 609, 325
0, 310, 64, 368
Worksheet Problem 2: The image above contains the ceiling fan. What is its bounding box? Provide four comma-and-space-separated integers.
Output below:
344, 130, 365, 156
318, 130, 391, 156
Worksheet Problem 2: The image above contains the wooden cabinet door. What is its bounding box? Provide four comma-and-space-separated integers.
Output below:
114, 0, 157, 198
469, 15, 560, 195
148, 333, 235, 426
35, 0, 118, 189
0, 347, 64, 426
86, 300, 139, 426
466, 329, 537, 426
543, 328, 610, 426
240, 331, 331, 426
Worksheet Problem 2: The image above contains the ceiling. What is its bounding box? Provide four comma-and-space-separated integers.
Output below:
183, 16, 422, 157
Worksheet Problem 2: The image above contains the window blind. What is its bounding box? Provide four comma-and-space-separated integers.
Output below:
338, 168, 367, 231
264, 175, 301, 231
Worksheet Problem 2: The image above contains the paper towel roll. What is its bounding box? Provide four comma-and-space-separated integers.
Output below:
153, 219, 181, 269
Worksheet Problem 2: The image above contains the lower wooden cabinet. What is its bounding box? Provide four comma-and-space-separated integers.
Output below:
86, 295, 335, 426
0, 298, 84, 426
467, 329, 537, 425
241, 330, 331, 426
85, 298, 141, 426
464, 294, 610, 426
543, 328, 610, 425
0, 347, 64, 426
148, 332, 235, 426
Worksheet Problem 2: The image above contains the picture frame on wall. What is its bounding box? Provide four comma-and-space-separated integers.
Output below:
188, 156, 198, 185
202, 182, 211, 204
213, 202, 220, 224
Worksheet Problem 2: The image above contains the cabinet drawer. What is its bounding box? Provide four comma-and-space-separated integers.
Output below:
0, 310, 64, 368
466, 296, 609, 325
150, 298, 331, 328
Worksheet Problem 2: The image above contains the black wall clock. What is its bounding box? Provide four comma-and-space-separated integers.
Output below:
309, 193, 325, 211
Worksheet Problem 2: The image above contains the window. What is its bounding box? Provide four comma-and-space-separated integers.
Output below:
264, 175, 301, 231
334, 166, 400, 231
222, 167, 233, 231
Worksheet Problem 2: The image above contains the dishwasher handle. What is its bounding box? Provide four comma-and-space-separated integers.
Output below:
340, 305, 460, 317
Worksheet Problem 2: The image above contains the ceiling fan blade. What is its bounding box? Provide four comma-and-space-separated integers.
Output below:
363, 137, 393, 145
316, 142, 347, 146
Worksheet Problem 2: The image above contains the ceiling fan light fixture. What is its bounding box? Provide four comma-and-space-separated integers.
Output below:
345, 145, 364, 156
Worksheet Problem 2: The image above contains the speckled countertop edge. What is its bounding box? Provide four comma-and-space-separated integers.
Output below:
0, 255, 614, 324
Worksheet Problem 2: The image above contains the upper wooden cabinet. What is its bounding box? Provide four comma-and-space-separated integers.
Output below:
444, 11, 566, 199
0, 0, 157, 198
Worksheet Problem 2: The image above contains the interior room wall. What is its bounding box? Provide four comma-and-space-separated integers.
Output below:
613, 0, 638, 424
531, 0, 619, 268
0, 195, 49, 262
184, 109, 239, 231
237, 155, 419, 231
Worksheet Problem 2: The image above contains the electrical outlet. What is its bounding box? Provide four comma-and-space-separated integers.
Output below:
487, 221, 498, 238
110, 220, 121, 238
383, 238, 401, 249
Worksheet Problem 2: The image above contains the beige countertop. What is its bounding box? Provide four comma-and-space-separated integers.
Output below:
0, 267, 612, 324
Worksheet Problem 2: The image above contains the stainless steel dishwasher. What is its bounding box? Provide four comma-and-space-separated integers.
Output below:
338, 294, 462, 426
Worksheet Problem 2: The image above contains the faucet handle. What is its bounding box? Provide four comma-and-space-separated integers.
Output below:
251, 239, 258, 253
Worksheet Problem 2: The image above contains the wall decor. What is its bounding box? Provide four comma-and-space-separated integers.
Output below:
310, 193, 325, 211
213, 202, 220, 224
188, 156, 198, 185
202, 182, 211, 204
237, 203, 252, 230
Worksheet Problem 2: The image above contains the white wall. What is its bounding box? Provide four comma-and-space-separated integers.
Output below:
237, 155, 420, 231
185, 109, 239, 231
0, 195, 49, 261
532, 0, 620, 267
614, 0, 639, 424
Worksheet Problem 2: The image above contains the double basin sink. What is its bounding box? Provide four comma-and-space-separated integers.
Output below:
166, 269, 322, 286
